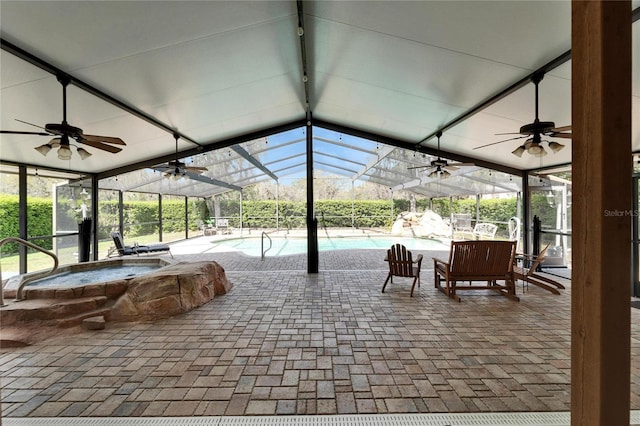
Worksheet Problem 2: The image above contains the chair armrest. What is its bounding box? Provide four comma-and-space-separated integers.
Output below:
432, 258, 449, 277
415, 254, 423, 268
433, 258, 449, 268
516, 252, 538, 260
515, 252, 541, 267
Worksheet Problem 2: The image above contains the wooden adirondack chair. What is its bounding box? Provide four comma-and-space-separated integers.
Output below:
382, 244, 423, 297
513, 243, 565, 294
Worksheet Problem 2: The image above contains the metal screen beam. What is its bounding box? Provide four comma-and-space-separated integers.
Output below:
231, 145, 278, 181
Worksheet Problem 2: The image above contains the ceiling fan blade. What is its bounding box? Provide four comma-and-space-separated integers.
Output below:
185, 166, 208, 173
78, 139, 123, 153
495, 132, 525, 136
549, 132, 572, 139
1, 130, 51, 136
152, 165, 172, 172
82, 134, 126, 145
551, 125, 572, 132
407, 165, 431, 170
185, 171, 210, 182
473, 135, 528, 150
15, 119, 48, 131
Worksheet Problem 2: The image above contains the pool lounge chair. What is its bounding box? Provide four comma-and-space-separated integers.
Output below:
110, 231, 173, 258
382, 243, 423, 297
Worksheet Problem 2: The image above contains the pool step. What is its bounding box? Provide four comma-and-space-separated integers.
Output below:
0, 326, 42, 347
0, 296, 108, 327
55, 306, 112, 328
0, 297, 113, 347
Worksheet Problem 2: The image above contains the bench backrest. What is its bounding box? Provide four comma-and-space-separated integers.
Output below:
448, 240, 516, 278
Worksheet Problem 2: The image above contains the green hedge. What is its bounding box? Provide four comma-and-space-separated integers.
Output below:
315, 200, 395, 228
276, 201, 306, 229
98, 199, 207, 238
0, 194, 55, 254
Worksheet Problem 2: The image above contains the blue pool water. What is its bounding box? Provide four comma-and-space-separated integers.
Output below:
212, 236, 449, 257
28, 265, 160, 288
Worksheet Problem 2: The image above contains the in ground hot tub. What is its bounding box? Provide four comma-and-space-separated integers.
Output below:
3, 257, 173, 300
1, 257, 232, 346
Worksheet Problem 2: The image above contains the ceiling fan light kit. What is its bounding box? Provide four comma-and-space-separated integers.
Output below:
428, 167, 450, 178
525, 143, 547, 157
164, 169, 185, 180
158, 133, 208, 180
407, 131, 474, 178
473, 72, 571, 157
34, 143, 53, 156
511, 145, 525, 157
548, 141, 565, 153
34, 134, 94, 160
56, 144, 72, 160
76, 147, 92, 159
2, 74, 126, 162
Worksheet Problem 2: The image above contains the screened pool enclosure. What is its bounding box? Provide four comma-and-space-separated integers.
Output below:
0, 123, 577, 281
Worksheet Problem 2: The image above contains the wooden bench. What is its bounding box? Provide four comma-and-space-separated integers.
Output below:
433, 240, 518, 302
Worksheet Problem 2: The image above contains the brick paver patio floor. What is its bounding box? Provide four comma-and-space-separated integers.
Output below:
2, 237, 639, 419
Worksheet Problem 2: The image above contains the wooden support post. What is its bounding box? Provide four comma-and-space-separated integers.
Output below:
571, 1, 632, 424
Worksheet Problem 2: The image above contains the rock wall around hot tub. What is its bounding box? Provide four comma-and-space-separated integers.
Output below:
108, 261, 233, 322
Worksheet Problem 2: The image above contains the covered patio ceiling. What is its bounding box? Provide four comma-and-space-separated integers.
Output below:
1, 1, 638, 198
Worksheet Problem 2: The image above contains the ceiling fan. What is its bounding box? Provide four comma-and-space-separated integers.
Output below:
473, 72, 571, 157
0, 75, 126, 160
408, 131, 474, 178
154, 133, 208, 180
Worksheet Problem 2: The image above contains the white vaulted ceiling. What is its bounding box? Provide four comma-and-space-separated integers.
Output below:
0, 1, 638, 189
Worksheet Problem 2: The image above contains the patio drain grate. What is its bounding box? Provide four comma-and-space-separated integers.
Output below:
4, 412, 640, 426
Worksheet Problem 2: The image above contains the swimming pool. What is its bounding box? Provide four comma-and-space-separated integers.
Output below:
210, 236, 450, 257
